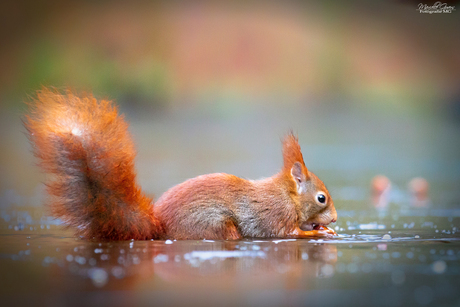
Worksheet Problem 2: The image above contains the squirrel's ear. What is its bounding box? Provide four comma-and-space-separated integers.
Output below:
291, 162, 308, 193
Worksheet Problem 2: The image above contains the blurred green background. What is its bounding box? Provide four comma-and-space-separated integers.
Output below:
1, 0, 459, 212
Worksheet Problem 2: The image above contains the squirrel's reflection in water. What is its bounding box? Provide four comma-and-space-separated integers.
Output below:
150, 240, 338, 289
55, 240, 337, 290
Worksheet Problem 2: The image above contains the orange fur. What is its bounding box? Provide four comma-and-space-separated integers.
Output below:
25, 88, 162, 240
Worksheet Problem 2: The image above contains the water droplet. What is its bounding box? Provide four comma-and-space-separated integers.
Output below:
391, 270, 405, 285
112, 266, 125, 279
153, 254, 169, 263
320, 264, 334, 277
100, 254, 109, 261
382, 234, 391, 240
88, 268, 108, 287
432, 260, 447, 274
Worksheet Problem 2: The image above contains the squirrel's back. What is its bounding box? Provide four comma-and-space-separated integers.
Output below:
25, 88, 162, 240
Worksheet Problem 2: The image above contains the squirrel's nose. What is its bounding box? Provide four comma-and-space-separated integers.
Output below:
331, 218, 337, 223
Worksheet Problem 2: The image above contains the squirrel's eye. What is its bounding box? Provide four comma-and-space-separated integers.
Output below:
317, 193, 326, 204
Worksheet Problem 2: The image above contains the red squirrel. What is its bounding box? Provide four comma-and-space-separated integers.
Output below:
25, 88, 338, 241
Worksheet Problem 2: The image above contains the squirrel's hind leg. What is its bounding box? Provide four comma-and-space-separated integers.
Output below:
222, 219, 242, 240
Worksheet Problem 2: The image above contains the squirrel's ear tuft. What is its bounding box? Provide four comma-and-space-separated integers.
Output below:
282, 131, 307, 171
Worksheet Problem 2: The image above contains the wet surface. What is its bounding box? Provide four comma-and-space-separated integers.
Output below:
1, 207, 459, 307
1, 82, 459, 307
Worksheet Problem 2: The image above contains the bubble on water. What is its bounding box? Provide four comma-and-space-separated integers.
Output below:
382, 234, 391, 240
277, 263, 289, 274
100, 254, 109, 261
117, 256, 125, 265
132, 255, 140, 265
75, 256, 86, 265
320, 264, 334, 278
112, 266, 125, 279
391, 270, 405, 285
42, 256, 53, 266
347, 263, 359, 273
165, 240, 173, 245
414, 235, 420, 239
406, 252, 414, 259
359, 222, 386, 230
89, 258, 97, 266
431, 260, 447, 274
88, 268, 108, 287
391, 252, 401, 258
153, 254, 169, 263
66, 255, 73, 262
94, 248, 103, 254
414, 286, 434, 305
175, 255, 181, 262
377, 244, 387, 251
447, 250, 454, 256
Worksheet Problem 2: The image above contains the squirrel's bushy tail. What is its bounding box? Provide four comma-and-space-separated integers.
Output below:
25, 88, 162, 240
